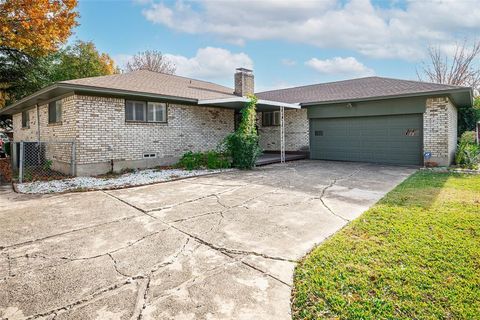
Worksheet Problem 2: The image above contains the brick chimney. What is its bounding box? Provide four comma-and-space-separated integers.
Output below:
234, 68, 254, 97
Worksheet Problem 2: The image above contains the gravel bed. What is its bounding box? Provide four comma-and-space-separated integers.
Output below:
16, 168, 231, 194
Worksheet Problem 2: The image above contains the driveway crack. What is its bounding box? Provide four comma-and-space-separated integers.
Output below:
24, 279, 135, 320
165, 223, 295, 263
102, 191, 157, 219
0, 214, 141, 251
239, 258, 291, 288
145, 186, 243, 213
316, 165, 366, 222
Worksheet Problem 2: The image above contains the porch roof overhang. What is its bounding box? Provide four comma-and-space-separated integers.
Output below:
198, 97, 301, 111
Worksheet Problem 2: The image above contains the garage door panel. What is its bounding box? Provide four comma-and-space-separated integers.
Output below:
310, 114, 423, 165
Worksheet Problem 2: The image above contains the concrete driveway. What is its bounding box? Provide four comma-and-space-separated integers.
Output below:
0, 160, 415, 320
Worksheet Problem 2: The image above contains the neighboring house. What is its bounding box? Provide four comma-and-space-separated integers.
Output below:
0, 68, 473, 175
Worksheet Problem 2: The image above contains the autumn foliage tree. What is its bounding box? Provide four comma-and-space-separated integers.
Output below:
1, 40, 118, 106
0, 0, 79, 112
52, 41, 118, 81
0, 0, 79, 57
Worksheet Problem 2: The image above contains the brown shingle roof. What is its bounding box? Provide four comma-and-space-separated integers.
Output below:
256, 76, 467, 104
61, 69, 236, 100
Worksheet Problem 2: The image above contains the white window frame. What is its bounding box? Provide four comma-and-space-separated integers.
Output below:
147, 102, 167, 123
125, 100, 147, 122
126, 100, 168, 123
262, 111, 280, 126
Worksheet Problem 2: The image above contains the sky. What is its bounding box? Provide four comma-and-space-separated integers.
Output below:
72, 0, 480, 92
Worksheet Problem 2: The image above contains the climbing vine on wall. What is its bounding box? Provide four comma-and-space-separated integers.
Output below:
224, 94, 262, 169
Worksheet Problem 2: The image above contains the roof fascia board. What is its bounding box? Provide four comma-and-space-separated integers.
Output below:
0, 83, 201, 115
198, 97, 301, 109
0, 83, 60, 114
301, 88, 473, 107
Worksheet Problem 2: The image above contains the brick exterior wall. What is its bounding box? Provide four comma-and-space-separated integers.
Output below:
12, 95, 77, 173
257, 109, 309, 152
73, 95, 234, 174
13, 94, 235, 175
423, 96, 457, 166
12, 93, 459, 174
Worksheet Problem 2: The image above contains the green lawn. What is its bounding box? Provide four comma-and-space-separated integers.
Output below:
292, 172, 480, 320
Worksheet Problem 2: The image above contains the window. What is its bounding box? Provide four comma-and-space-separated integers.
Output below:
147, 102, 167, 122
48, 100, 62, 124
22, 110, 30, 128
126, 100, 167, 123
262, 111, 280, 126
405, 128, 418, 136
125, 100, 146, 121
143, 153, 157, 158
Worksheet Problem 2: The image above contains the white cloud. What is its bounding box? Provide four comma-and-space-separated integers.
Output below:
164, 47, 253, 83
140, 0, 480, 60
306, 57, 374, 77
281, 58, 297, 66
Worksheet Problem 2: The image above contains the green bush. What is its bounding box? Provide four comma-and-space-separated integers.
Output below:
455, 144, 480, 169
205, 150, 230, 169
224, 95, 262, 169
224, 133, 261, 169
455, 131, 479, 169
176, 151, 230, 170
459, 131, 477, 145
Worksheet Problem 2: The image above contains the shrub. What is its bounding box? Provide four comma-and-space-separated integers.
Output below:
176, 151, 230, 170
455, 143, 480, 169
205, 150, 230, 169
455, 131, 480, 169
224, 95, 262, 169
459, 131, 477, 145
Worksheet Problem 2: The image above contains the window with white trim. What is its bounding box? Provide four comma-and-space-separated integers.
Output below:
262, 111, 280, 126
125, 100, 146, 122
126, 100, 167, 123
147, 102, 167, 122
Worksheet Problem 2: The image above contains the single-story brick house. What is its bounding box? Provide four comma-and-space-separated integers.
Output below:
0, 68, 473, 175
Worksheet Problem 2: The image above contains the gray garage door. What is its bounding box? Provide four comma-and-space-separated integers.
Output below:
310, 114, 423, 165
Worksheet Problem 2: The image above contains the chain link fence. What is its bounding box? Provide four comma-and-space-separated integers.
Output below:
11, 141, 76, 183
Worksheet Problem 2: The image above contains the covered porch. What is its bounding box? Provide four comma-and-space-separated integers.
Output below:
198, 96, 301, 165
255, 151, 307, 166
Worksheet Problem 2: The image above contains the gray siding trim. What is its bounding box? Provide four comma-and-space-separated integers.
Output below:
306, 96, 427, 119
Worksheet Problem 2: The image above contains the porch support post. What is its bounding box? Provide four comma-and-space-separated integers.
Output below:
280, 106, 285, 164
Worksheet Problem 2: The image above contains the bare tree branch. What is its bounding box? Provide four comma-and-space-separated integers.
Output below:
125, 50, 176, 74
418, 40, 480, 92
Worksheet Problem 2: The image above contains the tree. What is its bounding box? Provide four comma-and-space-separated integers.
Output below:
418, 40, 480, 90
418, 41, 480, 133
0, 40, 117, 110
0, 0, 78, 57
125, 50, 176, 74
51, 41, 118, 81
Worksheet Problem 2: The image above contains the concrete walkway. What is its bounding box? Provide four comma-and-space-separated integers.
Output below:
0, 161, 416, 320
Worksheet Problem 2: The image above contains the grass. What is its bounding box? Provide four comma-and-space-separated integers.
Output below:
292, 171, 480, 320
